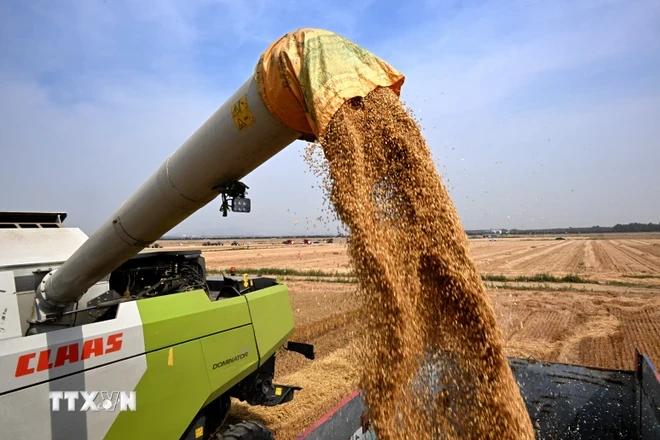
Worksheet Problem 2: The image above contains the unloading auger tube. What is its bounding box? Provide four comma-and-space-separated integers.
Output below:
29, 75, 302, 325
28, 28, 405, 328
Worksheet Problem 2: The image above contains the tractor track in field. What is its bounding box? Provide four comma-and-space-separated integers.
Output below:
473, 241, 560, 274
504, 240, 575, 273
611, 241, 660, 272
583, 240, 598, 272
543, 240, 586, 274
470, 241, 556, 266
593, 240, 620, 273
491, 289, 660, 371
626, 240, 660, 258
599, 240, 660, 274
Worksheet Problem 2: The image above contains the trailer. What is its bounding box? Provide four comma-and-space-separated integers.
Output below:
296, 352, 660, 440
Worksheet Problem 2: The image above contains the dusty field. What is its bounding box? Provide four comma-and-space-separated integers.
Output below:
228, 280, 660, 439
470, 235, 660, 280
204, 233, 660, 439
157, 234, 660, 282
204, 245, 352, 273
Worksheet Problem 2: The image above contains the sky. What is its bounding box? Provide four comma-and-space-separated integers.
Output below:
1, 0, 659, 237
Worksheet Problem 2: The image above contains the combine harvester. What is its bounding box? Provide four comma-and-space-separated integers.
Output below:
1, 28, 658, 439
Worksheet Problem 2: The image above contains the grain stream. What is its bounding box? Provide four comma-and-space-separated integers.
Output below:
306, 87, 534, 439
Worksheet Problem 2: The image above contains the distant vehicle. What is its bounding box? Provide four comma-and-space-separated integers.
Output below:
303, 239, 312, 245
150, 243, 162, 248
555, 237, 566, 240
282, 239, 295, 245
231, 241, 240, 246
326, 238, 334, 244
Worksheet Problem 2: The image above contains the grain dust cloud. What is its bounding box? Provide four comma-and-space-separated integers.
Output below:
305, 87, 535, 439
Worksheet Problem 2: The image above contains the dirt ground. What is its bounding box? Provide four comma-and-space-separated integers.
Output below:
204, 245, 353, 273
158, 233, 660, 282
229, 281, 660, 440
157, 235, 660, 439
469, 235, 660, 280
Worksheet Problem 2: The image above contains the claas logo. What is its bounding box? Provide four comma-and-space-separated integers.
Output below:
15, 333, 123, 377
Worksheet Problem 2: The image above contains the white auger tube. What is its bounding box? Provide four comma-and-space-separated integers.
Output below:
34, 75, 301, 317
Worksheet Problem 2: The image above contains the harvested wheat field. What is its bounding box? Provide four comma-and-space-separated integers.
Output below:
183, 232, 660, 438
203, 244, 352, 274
186, 233, 660, 283
224, 276, 660, 439
469, 234, 660, 281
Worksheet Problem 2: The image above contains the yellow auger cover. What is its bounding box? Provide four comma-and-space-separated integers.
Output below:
255, 28, 405, 137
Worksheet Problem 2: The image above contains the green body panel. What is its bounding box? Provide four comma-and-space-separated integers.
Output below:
201, 325, 259, 405
244, 284, 295, 363
106, 326, 262, 439
137, 290, 251, 352
106, 284, 295, 439
105, 339, 211, 440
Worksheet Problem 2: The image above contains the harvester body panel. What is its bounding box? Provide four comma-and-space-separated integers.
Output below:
0, 282, 294, 440
244, 284, 295, 364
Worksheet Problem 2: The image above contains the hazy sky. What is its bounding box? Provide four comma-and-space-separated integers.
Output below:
1, 0, 659, 237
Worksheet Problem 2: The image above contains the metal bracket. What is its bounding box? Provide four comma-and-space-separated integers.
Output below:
262, 383, 302, 407
215, 181, 251, 217
285, 341, 315, 360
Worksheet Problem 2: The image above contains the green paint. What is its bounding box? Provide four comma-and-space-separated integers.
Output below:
106, 326, 264, 439
201, 325, 259, 405
137, 290, 251, 352
244, 284, 295, 363
105, 340, 211, 440
107, 285, 295, 438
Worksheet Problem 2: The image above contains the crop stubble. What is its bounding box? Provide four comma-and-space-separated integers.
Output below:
203, 237, 660, 281
227, 283, 660, 439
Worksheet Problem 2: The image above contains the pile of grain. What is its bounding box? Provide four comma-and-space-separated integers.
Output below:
308, 87, 535, 439
229, 343, 361, 440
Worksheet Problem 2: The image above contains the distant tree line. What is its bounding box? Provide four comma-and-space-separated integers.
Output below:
162, 233, 347, 240
466, 222, 660, 236
161, 222, 660, 240
611, 222, 660, 232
